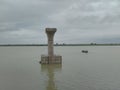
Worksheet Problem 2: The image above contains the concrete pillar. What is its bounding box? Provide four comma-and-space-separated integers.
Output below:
46, 28, 56, 63
40, 28, 62, 64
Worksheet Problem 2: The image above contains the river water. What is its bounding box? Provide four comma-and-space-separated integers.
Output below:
0, 46, 120, 90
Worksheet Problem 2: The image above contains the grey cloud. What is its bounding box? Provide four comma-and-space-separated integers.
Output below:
49, 0, 120, 25
0, 0, 120, 44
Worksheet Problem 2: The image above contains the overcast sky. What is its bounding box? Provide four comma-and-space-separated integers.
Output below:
0, 0, 120, 44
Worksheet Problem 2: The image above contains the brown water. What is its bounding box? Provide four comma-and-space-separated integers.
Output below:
0, 46, 120, 90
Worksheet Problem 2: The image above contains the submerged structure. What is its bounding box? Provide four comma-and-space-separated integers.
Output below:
40, 28, 62, 64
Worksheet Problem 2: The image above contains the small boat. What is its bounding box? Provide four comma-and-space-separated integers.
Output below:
82, 50, 88, 53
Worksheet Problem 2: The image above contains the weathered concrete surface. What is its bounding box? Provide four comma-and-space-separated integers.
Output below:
46, 28, 56, 63
40, 55, 62, 64
40, 28, 62, 64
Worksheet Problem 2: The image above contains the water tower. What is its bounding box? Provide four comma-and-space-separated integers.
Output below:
40, 28, 62, 64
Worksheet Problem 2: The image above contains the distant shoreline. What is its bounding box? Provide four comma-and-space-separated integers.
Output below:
0, 44, 120, 46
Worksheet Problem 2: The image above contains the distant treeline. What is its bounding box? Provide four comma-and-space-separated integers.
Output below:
0, 43, 120, 46
0, 44, 47, 46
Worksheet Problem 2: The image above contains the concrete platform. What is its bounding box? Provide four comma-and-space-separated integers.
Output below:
40, 55, 62, 64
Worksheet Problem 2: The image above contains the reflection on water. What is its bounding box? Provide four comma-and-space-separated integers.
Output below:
1, 46, 120, 90
41, 64, 62, 90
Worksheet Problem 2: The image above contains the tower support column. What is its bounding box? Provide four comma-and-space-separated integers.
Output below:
40, 28, 62, 64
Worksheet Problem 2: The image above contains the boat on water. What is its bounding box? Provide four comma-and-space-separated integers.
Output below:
81, 50, 88, 53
